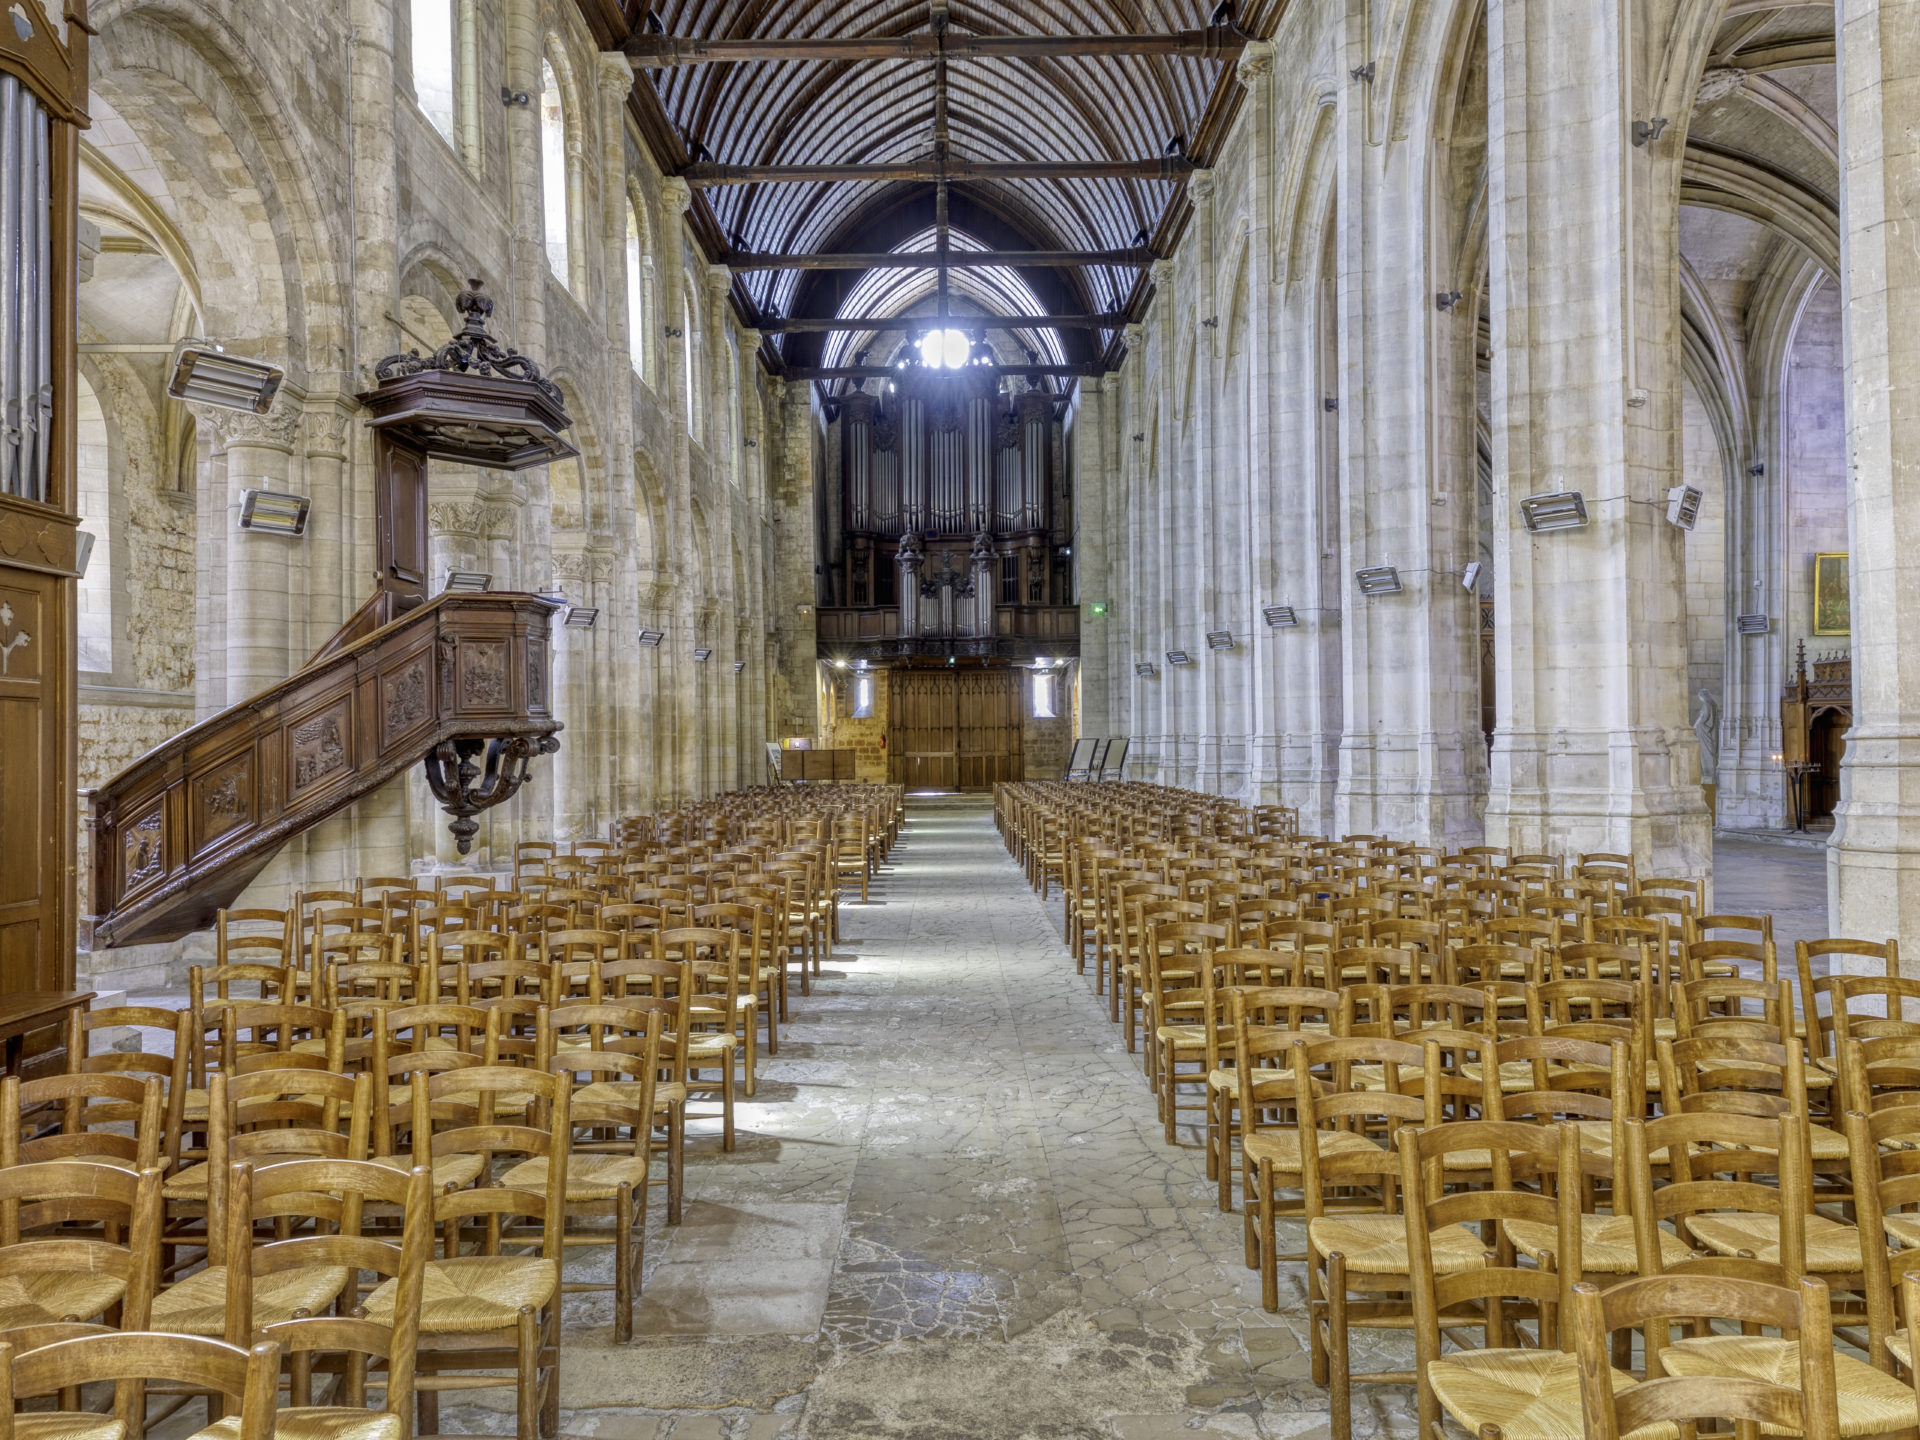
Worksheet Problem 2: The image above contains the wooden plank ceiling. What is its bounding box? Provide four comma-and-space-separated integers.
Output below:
574, 1, 1286, 374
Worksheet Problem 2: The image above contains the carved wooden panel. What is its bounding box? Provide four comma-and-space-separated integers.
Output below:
192, 753, 253, 852
287, 699, 353, 797
87, 593, 561, 948
461, 641, 510, 709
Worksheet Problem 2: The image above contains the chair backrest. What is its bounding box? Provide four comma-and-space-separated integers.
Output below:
5, 1071, 162, 1172
1797, 936, 1901, 1058
3, 1331, 284, 1440
1570, 1273, 1840, 1440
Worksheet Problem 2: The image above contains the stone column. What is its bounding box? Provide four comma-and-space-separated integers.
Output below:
210, 407, 303, 704
707, 265, 735, 474
1330, 9, 1484, 846
1236, 41, 1283, 804
597, 51, 644, 821
1481, 0, 1709, 876
1829, 4, 1920, 947
657, 178, 699, 804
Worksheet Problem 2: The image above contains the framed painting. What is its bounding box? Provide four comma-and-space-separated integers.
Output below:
1813, 552, 1851, 636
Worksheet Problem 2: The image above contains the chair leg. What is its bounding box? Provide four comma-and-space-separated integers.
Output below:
615, 1184, 634, 1345
516, 1306, 540, 1440
539, 1303, 560, 1438
722, 1061, 736, 1151
1259, 1160, 1280, 1313
742, 1020, 757, 1098
1326, 1255, 1350, 1440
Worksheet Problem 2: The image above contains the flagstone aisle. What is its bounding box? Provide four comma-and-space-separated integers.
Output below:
506, 795, 1352, 1440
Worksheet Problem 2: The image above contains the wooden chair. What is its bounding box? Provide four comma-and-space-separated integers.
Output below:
369, 1066, 568, 1440
1293, 1038, 1470, 1436
1402, 1120, 1584, 1440
1799, 936, 1902, 1063
537, 1007, 660, 1342
0, 1161, 162, 1330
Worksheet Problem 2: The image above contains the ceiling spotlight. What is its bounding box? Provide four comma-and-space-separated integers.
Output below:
1134, 661, 1158, 677
443, 571, 492, 593
237, 490, 311, 537
1206, 631, 1234, 650
1666, 484, 1703, 531
168, 341, 285, 413
638, 629, 665, 647
1355, 566, 1402, 596
564, 607, 599, 628
1736, 613, 1771, 636
1165, 650, 1192, 666
1519, 491, 1590, 533
692, 647, 713, 662
1461, 561, 1482, 591
1262, 605, 1297, 628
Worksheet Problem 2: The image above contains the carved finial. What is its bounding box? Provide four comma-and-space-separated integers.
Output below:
373, 277, 562, 405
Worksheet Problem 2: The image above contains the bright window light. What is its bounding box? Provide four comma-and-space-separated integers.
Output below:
1030, 670, 1056, 719
410, 0, 456, 142
853, 673, 875, 719
539, 60, 569, 284
917, 328, 971, 369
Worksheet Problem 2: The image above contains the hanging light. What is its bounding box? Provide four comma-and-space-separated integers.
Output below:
167, 340, 285, 413
1354, 566, 1402, 596
1262, 605, 1297, 628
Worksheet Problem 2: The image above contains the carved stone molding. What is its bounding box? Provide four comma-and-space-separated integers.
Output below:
1188, 168, 1216, 204
1237, 40, 1275, 83
659, 177, 692, 216
428, 501, 518, 539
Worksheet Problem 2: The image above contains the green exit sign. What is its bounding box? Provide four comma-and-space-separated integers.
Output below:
1088, 602, 1109, 617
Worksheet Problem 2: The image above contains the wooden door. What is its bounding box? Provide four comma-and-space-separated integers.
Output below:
888, 670, 1023, 792
888, 671, 958, 791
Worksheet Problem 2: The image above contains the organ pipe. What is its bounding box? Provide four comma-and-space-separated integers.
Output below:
1, 74, 52, 503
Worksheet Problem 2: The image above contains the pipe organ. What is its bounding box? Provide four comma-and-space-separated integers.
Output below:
821, 358, 1077, 663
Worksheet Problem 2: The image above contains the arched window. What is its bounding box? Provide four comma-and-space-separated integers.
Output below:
75, 373, 113, 674
409, 0, 457, 143
625, 199, 651, 380
539, 59, 570, 286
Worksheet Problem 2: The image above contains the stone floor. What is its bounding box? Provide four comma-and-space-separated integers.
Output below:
489, 796, 1342, 1440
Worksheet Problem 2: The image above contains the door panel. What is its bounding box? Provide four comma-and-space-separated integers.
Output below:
888, 670, 1022, 792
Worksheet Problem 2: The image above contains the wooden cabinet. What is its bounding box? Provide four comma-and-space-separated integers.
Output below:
0, 1, 89, 1073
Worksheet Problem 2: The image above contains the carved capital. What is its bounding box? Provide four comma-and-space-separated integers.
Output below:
197, 404, 301, 452
1236, 40, 1275, 83
740, 328, 762, 349
658, 176, 692, 217
1123, 323, 1147, 349
1152, 259, 1177, 289
705, 263, 733, 298
598, 51, 636, 95
484, 503, 519, 539
303, 407, 354, 457
428, 501, 485, 536
1187, 168, 1216, 203
552, 549, 591, 590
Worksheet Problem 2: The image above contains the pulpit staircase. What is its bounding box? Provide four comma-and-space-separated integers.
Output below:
85, 281, 575, 948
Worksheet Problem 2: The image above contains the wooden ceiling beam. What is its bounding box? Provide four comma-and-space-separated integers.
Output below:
763, 312, 1126, 333
684, 157, 1197, 186
622, 26, 1250, 65
725, 247, 1159, 271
